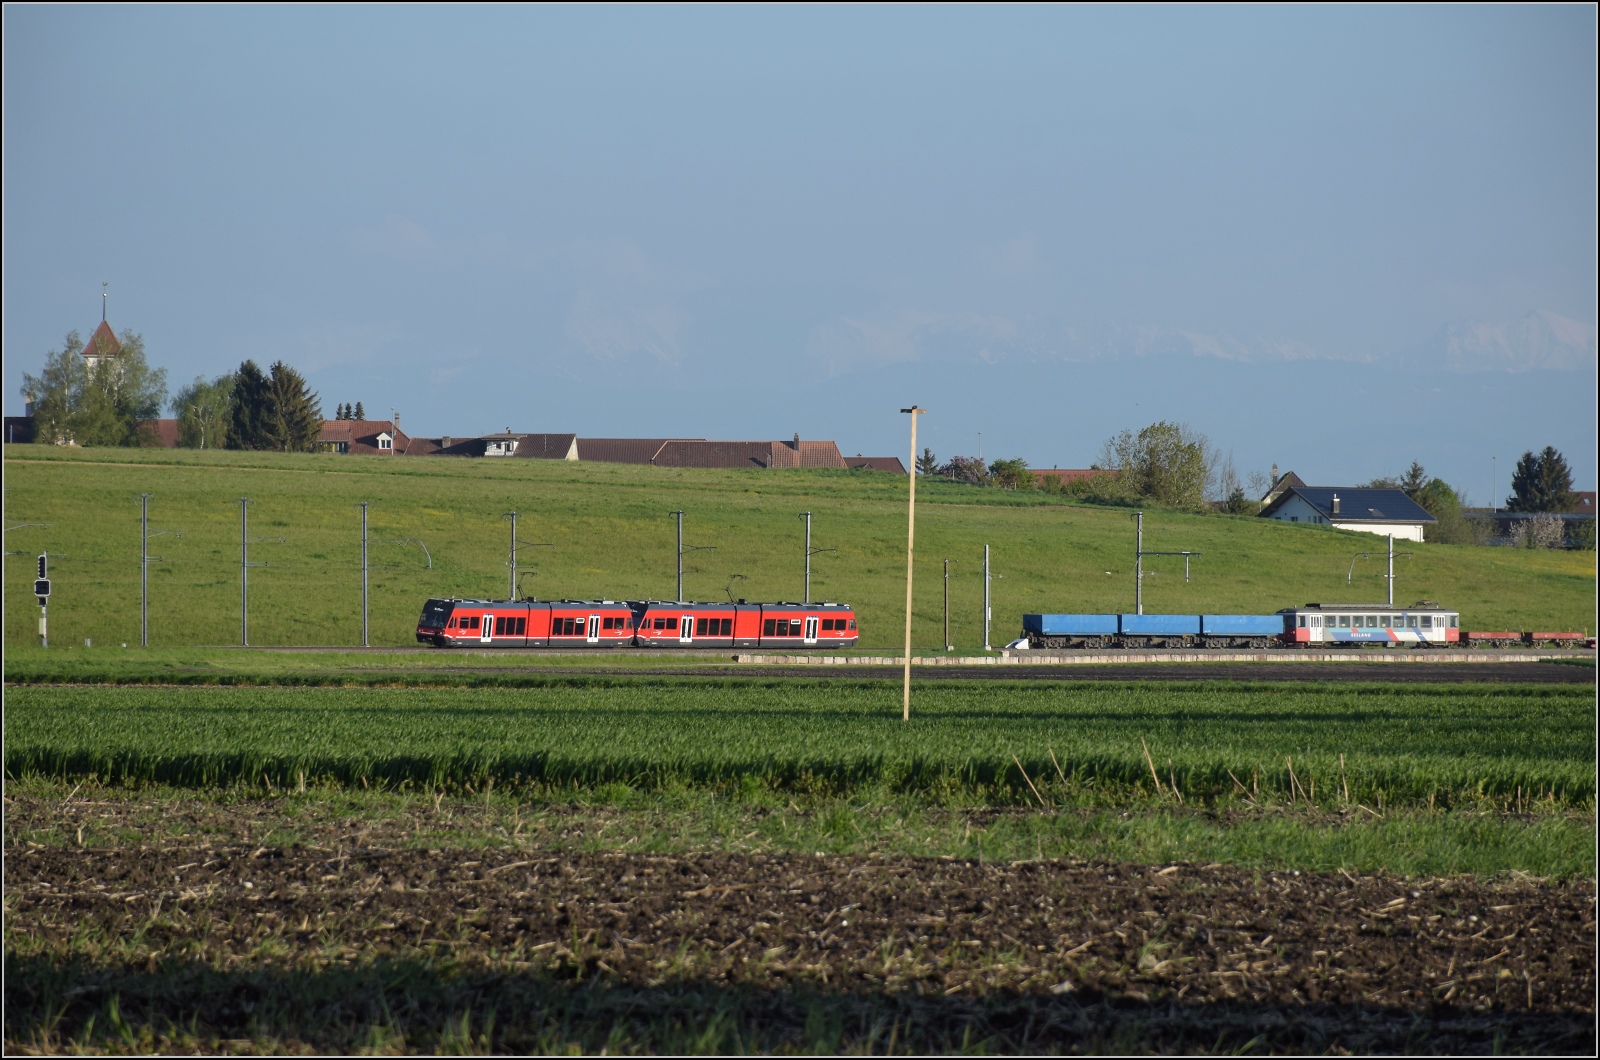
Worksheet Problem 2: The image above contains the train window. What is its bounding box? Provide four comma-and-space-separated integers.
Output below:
1296, 615, 1305, 628
848, 619, 856, 630
516, 617, 526, 635
1449, 616, 1458, 628
1419, 616, 1432, 629
822, 619, 834, 631
763, 619, 776, 636
494, 616, 505, 635
720, 618, 732, 636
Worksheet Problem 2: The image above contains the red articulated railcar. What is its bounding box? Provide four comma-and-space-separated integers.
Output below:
418, 598, 859, 649
630, 601, 859, 649
417, 599, 635, 648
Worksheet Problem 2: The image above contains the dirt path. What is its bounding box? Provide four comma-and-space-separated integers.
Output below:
6, 845, 1592, 1053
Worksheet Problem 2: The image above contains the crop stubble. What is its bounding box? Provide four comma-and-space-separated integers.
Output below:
5, 843, 1593, 1054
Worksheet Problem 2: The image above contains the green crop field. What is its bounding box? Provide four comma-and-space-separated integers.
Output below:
3, 444, 1594, 650
8, 680, 1592, 808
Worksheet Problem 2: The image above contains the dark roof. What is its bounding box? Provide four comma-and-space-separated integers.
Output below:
578, 438, 685, 463
512, 433, 577, 460
1261, 470, 1307, 503
653, 441, 778, 469
1260, 486, 1436, 524
849, 456, 908, 473
5, 416, 38, 443
1570, 492, 1596, 516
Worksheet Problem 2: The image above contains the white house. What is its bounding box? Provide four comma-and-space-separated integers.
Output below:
1259, 485, 1436, 542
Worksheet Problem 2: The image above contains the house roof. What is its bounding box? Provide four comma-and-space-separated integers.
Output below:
510, 433, 577, 459
849, 456, 908, 473
653, 441, 782, 469
577, 438, 687, 464
316, 419, 409, 454
1259, 486, 1436, 524
1261, 470, 1307, 503
83, 320, 121, 359
137, 419, 180, 448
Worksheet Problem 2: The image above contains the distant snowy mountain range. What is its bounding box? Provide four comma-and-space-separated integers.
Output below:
1402, 309, 1597, 373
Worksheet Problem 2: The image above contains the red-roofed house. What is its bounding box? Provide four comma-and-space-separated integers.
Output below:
316, 420, 414, 455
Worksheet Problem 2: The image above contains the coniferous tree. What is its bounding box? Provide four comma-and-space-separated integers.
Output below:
1507, 447, 1575, 513
227, 361, 271, 450
916, 447, 938, 476
263, 361, 323, 452
1399, 461, 1429, 499
354, 401, 365, 420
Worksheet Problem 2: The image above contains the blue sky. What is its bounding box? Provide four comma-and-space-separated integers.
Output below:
4, 5, 1595, 498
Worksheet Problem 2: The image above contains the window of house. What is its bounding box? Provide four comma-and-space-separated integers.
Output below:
378, 435, 392, 451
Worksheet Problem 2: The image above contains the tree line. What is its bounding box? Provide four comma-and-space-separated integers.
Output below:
21, 330, 330, 452
912, 421, 1588, 548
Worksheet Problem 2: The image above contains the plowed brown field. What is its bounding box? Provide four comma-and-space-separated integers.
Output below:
6, 842, 1592, 1054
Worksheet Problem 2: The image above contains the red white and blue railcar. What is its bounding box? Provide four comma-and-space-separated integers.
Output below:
1278, 603, 1459, 647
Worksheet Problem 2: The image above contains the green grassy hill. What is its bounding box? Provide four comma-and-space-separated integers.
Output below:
4, 444, 1593, 649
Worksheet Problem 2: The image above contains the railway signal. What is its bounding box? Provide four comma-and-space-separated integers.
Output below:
35, 552, 50, 646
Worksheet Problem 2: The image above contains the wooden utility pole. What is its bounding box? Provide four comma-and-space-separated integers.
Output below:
900, 406, 924, 721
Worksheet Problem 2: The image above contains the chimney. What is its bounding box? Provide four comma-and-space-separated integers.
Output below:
441, 435, 451, 449
793, 432, 801, 449
1331, 493, 1341, 516
1271, 463, 1278, 483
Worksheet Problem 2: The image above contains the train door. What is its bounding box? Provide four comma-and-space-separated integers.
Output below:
679, 613, 694, 645
480, 614, 493, 644
587, 615, 601, 644
803, 616, 819, 645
